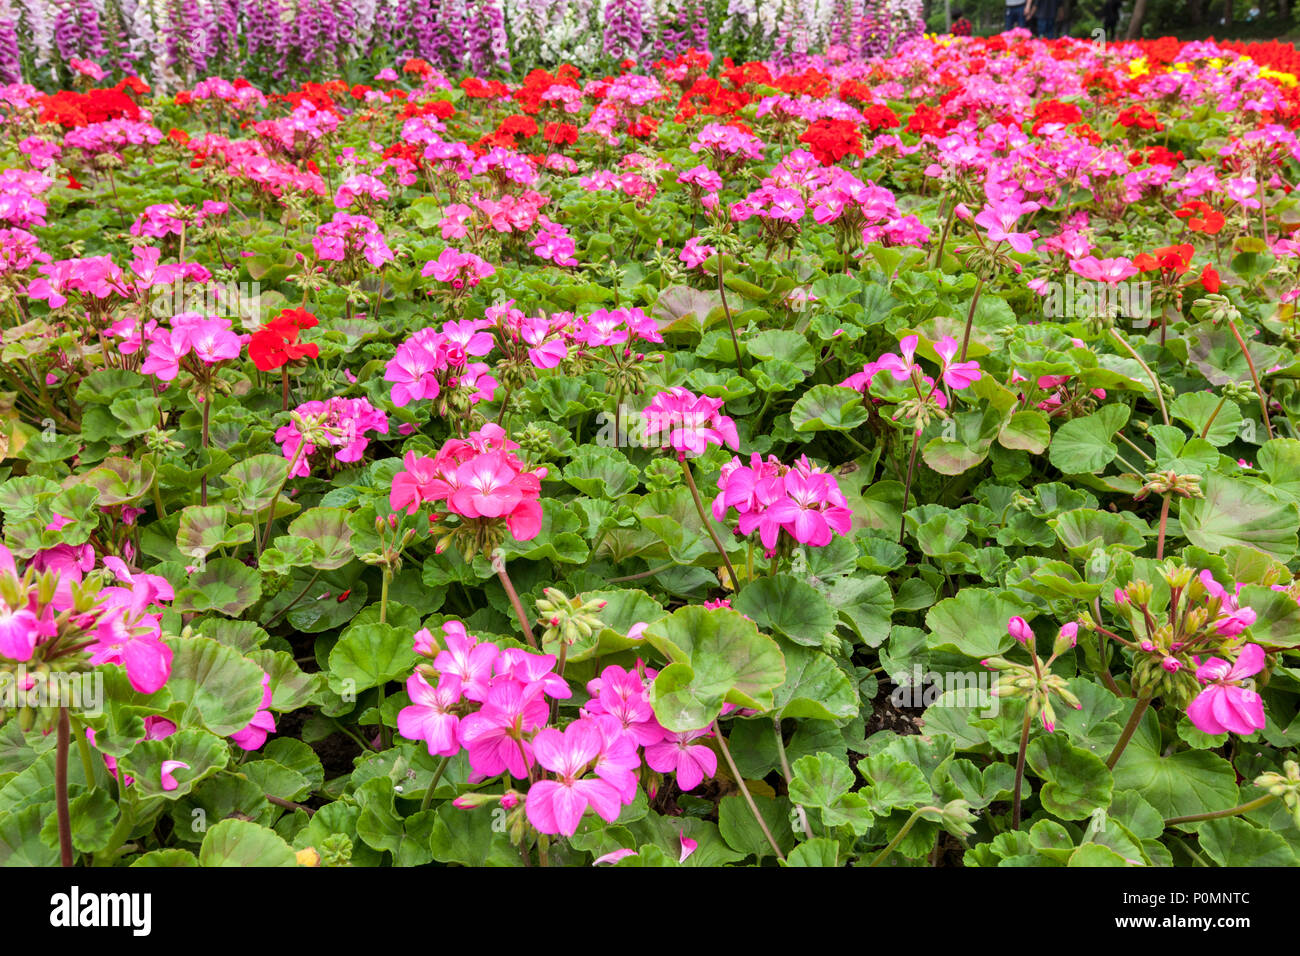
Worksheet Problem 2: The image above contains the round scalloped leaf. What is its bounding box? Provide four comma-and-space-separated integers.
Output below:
288, 506, 356, 570
645, 606, 786, 732
164, 636, 267, 736
199, 818, 298, 867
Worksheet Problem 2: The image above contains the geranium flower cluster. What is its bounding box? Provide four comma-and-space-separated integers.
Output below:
573, 305, 663, 348
248, 308, 320, 372
275, 397, 390, 478
139, 311, 245, 383
1094, 566, 1268, 737
312, 212, 395, 269
481, 300, 571, 372
641, 387, 739, 458
384, 320, 499, 410
422, 247, 496, 290
397, 621, 717, 836
0, 545, 173, 698
129, 200, 228, 240
840, 335, 981, 422
712, 454, 854, 553
390, 424, 546, 546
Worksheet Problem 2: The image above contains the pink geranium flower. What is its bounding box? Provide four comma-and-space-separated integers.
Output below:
457, 679, 549, 781
230, 672, 276, 750
643, 726, 718, 791
642, 387, 739, 458
1187, 644, 1267, 737
525, 719, 624, 836
397, 672, 463, 757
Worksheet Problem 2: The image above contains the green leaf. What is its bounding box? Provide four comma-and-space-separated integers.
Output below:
1049, 404, 1129, 474
39, 789, 118, 854
784, 837, 839, 866
825, 574, 893, 646
788, 753, 854, 809
130, 849, 200, 867
288, 507, 356, 570
1026, 735, 1113, 820
199, 819, 298, 866
173, 558, 263, 615
1171, 392, 1242, 447
117, 729, 230, 800
1067, 843, 1131, 866
773, 643, 858, 720
327, 623, 419, 695
790, 385, 869, 432
645, 606, 786, 732
1112, 707, 1239, 821
926, 589, 1030, 658
176, 505, 254, 561
1198, 817, 1297, 867
0, 806, 60, 866
718, 793, 794, 860
1180, 473, 1299, 562
733, 574, 836, 647
999, 410, 1051, 454
164, 637, 267, 736
428, 801, 523, 867
223, 453, 292, 514
860, 753, 931, 812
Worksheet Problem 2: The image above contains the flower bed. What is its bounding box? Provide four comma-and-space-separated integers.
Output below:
1, 32, 1300, 869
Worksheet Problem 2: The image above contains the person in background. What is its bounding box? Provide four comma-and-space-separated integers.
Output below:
951, 7, 972, 34
1025, 0, 1059, 37
1006, 0, 1028, 30
1036, 0, 1059, 37
1102, 0, 1121, 39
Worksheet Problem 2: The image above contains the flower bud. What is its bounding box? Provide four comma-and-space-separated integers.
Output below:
1007, 616, 1033, 645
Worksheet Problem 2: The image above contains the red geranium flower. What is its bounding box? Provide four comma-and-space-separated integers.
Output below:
798, 118, 863, 167
1176, 201, 1226, 235
249, 310, 320, 371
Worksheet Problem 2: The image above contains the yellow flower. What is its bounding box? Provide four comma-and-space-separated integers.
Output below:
1128, 57, 1149, 78
1261, 67, 1299, 88
296, 847, 321, 867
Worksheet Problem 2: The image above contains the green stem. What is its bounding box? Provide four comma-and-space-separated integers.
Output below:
1109, 328, 1170, 426
259, 441, 306, 556
264, 570, 321, 628
200, 392, 211, 507
931, 201, 957, 268
958, 277, 984, 363
870, 808, 924, 867
1164, 794, 1277, 827
1106, 696, 1153, 770
56, 707, 73, 867
714, 721, 785, 862
1156, 494, 1171, 560
148, 454, 168, 519
94, 799, 135, 867
1224, 316, 1274, 440
420, 756, 451, 812
1012, 702, 1033, 830
774, 716, 813, 840
608, 563, 676, 583
71, 715, 97, 788
898, 427, 923, 546
1199, 393, 1228, 440
681, 457, 739, 591
717, 253, 750, 381
496, 562, 538, 649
